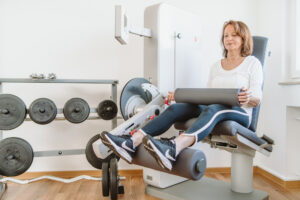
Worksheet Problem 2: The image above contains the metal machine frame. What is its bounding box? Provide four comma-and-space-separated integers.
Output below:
0, 78, 119, 198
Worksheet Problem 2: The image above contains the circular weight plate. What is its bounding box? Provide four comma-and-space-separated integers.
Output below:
124, 95, 147, 119
85, 134, 120, 170
102, 162, 110, 197
109, 158, 119, 200
120, 78, 152, 120
63, 98, 90, 123
28, 98, 57, 125
0, 137, 34, 177
97, 100, 118, 120
0, 94, 27, 130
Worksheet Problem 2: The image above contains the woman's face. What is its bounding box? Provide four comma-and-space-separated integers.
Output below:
223, 24, 243, 53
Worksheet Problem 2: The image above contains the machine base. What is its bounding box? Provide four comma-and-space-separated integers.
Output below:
146, 177, 269, 200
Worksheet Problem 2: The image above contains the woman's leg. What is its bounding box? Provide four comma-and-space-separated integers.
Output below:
176, 104, 250, 153
143, 104, 250, 170
100, 103, 203, 164
142, 103, 204, 136
132, 103, 204, 146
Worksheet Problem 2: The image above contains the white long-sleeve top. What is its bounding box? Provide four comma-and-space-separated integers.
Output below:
207, 55, 263, 121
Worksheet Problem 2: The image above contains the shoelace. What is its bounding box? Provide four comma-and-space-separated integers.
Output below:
158, 136, 176, 146
120, 135, 132, 139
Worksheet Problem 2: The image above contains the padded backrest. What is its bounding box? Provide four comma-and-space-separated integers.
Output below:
249, 36, 268, 132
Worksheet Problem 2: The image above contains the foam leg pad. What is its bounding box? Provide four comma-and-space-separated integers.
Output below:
132, 145, 207, 180
174, 88, 241, 106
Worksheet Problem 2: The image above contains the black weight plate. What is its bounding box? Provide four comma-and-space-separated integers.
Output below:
85, 134, 120, 170
120, 78, 152, 120
109, 158, 119, 200
0, 94, 27, 130
28, 98, 57, 125
63, 98, 90, 123
0, 137, 34, 177
97, 100, 118, 120
102, 162, 110, 197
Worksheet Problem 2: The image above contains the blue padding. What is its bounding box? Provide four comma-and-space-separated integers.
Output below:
174, 119, 273, 152
249, 36, 268, 132
211, 121, 272, 152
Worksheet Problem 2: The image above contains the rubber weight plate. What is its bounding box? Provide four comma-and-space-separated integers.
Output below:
0, 137, 34, 177
63, 98, 90, 123
97, 100, 118, 120
120, 78, 152, 120
102, 162, 110, 197
109, 158, 119, 200
85, 134, 120, 170
0, 94, 27, 130
28, 98, 57, 125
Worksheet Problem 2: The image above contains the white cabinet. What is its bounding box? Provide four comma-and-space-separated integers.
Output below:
286, 106, 300, 178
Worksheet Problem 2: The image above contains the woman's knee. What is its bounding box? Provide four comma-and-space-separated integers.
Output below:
164, 103, 200, 120
165, 104, 178, 113
201, 104, 227, 116
206, 104, 228, 111
166, 103, 192, 112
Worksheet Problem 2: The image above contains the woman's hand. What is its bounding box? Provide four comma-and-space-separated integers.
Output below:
167, 91, 175, 103
238, 87, 252, 105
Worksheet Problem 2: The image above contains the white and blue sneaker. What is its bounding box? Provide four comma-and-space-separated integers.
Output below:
143, 135, 177, 171
100, 131, 136, 164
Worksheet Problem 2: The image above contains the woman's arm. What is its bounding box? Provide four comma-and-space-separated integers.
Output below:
247, 96, 260, 107
239, 59, 263, 107
238, 88, 260, 107
167, 91, 175, 102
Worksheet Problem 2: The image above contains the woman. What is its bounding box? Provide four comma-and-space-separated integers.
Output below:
100, 20, 263, 171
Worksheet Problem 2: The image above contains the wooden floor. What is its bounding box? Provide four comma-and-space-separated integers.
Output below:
1, 173, 300, 200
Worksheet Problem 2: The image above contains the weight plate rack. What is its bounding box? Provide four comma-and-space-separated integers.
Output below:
0, 78, 123, 199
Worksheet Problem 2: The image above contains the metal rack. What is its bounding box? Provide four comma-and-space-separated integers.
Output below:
0, 78, 119, 198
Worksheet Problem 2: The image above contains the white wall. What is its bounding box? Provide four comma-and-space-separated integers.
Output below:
255, 0, 300, 181
0, 0, 146, 171
3, 0, 295, 180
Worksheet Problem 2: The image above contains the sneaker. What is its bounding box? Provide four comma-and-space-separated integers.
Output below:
100, 131, 136, 163
142, 135, 177, 170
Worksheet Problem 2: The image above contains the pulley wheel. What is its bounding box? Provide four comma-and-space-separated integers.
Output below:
102, 162, 110, 197
63, 98, 90, 123
0, 94, 27, 130
120, 78, 152, 120
85, 134, 119, 170
0, 137, 34, 177
109, 158, 119, 200
28, 98, 57, 124
97, 100, 118, 120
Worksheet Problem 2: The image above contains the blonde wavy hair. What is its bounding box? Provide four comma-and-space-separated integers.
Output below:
221, 20, 253, 58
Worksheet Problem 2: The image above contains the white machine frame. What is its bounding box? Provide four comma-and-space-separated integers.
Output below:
93, 83, 166, 160
115, 5, 152, 45
111, 3, 271, 200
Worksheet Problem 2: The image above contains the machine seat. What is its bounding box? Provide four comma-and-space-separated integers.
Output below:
174, 119, 273, 152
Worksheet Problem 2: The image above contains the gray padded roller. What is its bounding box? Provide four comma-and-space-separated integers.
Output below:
132, 145, 207, 180
174, 88, 241, 106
